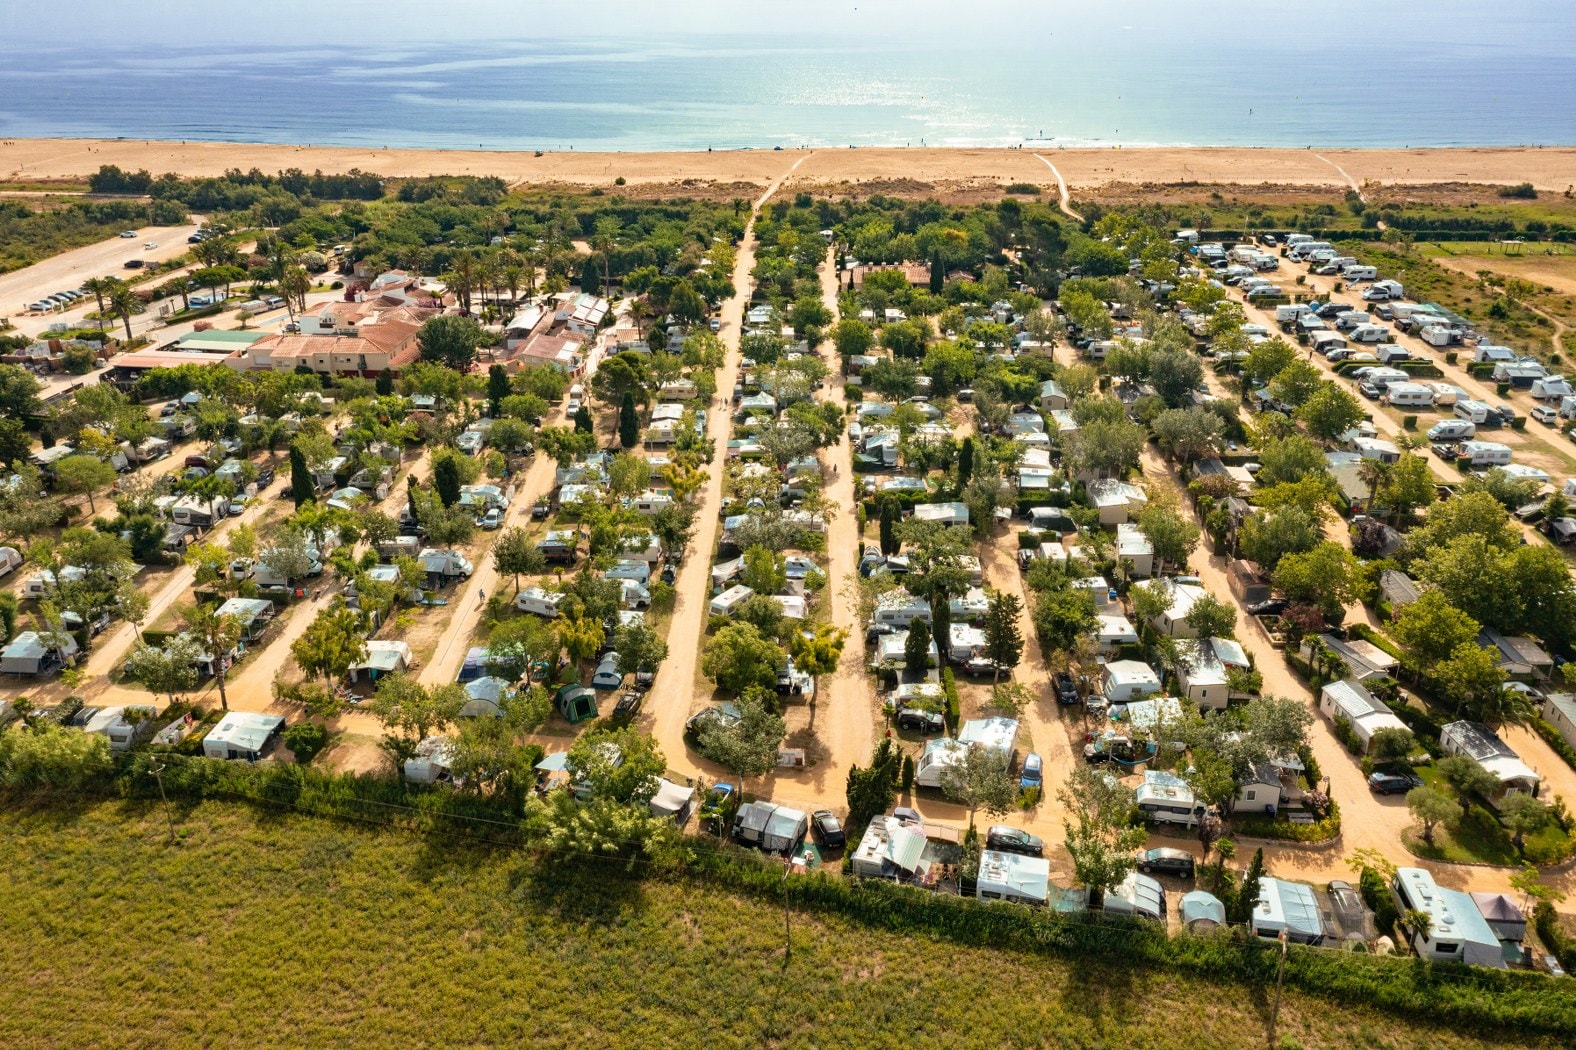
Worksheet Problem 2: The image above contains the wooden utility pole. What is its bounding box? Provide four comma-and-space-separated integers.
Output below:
1268, 929, 1288, 1049
149, 761, 176, 843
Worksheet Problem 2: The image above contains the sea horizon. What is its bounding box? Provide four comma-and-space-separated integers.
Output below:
4, 3, 1574, 154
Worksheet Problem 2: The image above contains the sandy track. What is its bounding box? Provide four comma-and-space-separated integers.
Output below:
5, 139, 1573, 191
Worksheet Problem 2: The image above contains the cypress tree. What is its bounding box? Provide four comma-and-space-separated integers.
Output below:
487, 364, 510, 417
878, 498, 898, 557
288, 444, 313, 508
905, 617, 931, 675
574, 404, 593, 434
929, 251, 944, 293
618, 391, 638, 448
375, 370, 394, 396
434, 455, 462, 508
1232, 847, 1265, 925
406, 475, 419, 522
957, 436, 975, 489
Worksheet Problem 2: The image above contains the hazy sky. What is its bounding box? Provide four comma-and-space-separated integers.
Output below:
31, 0, 1564, 49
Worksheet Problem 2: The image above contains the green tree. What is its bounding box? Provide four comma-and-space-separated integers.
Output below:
1257, 435, 1327, 487
1500, 792, 1553, 854
1297, 384, 1368, 442
1436, 754, 1501, 806
126, 636, 202, 705
417, 315, 487, 371
878, 498, 899, 557
700, 622, 785, 694
491, 527, 542, 594
1273, 541, 1363, 618
832, 318, 873, 360
1238, 507, 1319, 571
1150, 407, 1223, 464
1267, 360, 1324, 408
289, 443, 314, 507
0, 364, 43, 420
789, 623, 846, 679
980, 589, 1024, 682
367, 675, 466, 770
178, 602, 244, 711
697, 687, 786, 795
291, 602, 367, 692
566, 726, 666, 805
1435, 643, 1509, 722
939, 742, 1019, 830
1136, 504, 1200, 577
1232, 847, 1266, 925
1031, 586, 1098, 655
1390, 589, 1481, 676
1241, 338, 1297, 388
617, 391, 639, 448
573, 404, 593, 434
1406, 785, 1462, 847
433, 454, 462, 508
51, 455, 116, 514
486, 364, 510, 417
1059, 764, 1147, 897
1184, 594, 1237, 642
1149, 347, 1204, 407
613, 620, 668, 677
904, 616, 932, 674
740, 545, 787, 595
105, 279, 144, 340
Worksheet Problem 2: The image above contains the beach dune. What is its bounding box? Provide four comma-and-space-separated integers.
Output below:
3, 138, 1572, 194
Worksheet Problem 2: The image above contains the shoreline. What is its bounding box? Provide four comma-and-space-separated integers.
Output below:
3, 138, 1574, 193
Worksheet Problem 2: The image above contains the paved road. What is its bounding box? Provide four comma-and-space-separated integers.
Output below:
2, 222, 203, 321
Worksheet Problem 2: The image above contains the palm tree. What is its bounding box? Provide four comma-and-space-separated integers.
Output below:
178, 602, 244, 711
592, 216, 621, 299
280, 265, 311, 321
444, 251, 477, 315
105, 280, 144, 341
82, 276, 115, 332
1357, 458, 1394, 511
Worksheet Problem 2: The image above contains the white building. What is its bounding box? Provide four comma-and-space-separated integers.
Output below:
1318, 680, 1410, 753
1439, 721, 1540, 798
202, 712, 285, 761
1391, 867, 1506, 968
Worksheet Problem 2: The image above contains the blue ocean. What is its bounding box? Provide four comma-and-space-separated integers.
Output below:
2, 2, 1572, 151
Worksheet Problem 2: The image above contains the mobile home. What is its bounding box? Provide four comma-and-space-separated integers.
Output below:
709, 584, 755, 617
1391, 867, 1506, 968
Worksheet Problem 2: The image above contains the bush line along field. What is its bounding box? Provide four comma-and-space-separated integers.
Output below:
0, 799, 1563, 1050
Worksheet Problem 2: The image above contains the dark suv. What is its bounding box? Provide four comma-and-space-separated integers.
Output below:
985, 825, 1044, 858
896, 706, 945, 734
1136, 847, 1196, 878
1056, 672, 1079, 705
1368, 771, 1423, 795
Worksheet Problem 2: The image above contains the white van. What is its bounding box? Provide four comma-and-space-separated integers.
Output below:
1454, 399, 1490, 424
1427, 420, 1475, 441
1531, 404, 1560, 425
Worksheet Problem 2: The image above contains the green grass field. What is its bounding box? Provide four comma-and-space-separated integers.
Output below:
0, 799, 1561, 1050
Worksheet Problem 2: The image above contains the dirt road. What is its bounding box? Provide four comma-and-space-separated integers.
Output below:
643, 153, 815, 787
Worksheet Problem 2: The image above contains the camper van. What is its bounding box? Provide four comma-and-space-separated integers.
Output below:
1342, 265, 1379, 282
1334, 311, 1372, 331
708, 584, 755, 617
1348, 324, 1391, 344
1427, 420, 1475, 442
1454, 399, 1491, 424
605, 559, 651, 586
1274, 304, 1312, 327
1384, 383, 1435, 408
1136, 772, 1208, 829
1363, 280, 1404, 302
419, 548, 474, 580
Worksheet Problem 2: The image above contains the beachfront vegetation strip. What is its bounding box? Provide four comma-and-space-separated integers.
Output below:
0, 799, 1568, 1049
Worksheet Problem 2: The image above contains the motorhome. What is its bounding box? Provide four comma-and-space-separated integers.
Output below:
376, 536, 421, 561
1334, 311, 1371, 331
1342, 264, 1379, 282
1274, 303, 1312, 327
1136, 770, 1208, 828
605, 559, 651, 586
1459, 441, 1513, 468
1427, 420, 1475, 442
419, 548, 474, 580
1363, 279, 1404, 301
1348, 324, 1391, 344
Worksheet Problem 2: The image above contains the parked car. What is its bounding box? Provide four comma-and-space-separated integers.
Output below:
1247, 597, 1288, 616
119, 230, 138, 238
896, 706, 945, 734
476, 508, 503, 530
1019, 752, 1043, 791
986, 825, 1044, 857
144, 241, 158, 250
532, 498, 551, 521
1136, 847, 1196, 878
1056, 672, 1079, 705
255, 467, 275, 488
810, 810, 846, 849
1368, 771, 1423, 795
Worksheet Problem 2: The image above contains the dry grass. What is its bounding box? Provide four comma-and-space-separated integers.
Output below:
0, 799, 1558, 1050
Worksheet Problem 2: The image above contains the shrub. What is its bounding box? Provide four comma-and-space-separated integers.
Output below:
1498, 182, 1538, 199
1401, 414, 1417, 431
1360, 865, 1399, 933
1003, 183, 1041, 196
941, 668, 961, 732
1531, 718, 1576, 773
1231, 801, 1341, 843
283, 722, 330, 764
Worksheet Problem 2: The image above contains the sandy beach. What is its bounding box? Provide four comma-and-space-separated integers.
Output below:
3, 139, 1573, 195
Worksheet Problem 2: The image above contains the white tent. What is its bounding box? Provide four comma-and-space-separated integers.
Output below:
648, 778, 695, 823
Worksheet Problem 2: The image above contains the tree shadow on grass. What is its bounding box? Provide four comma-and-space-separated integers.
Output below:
505, 859, 649, 924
